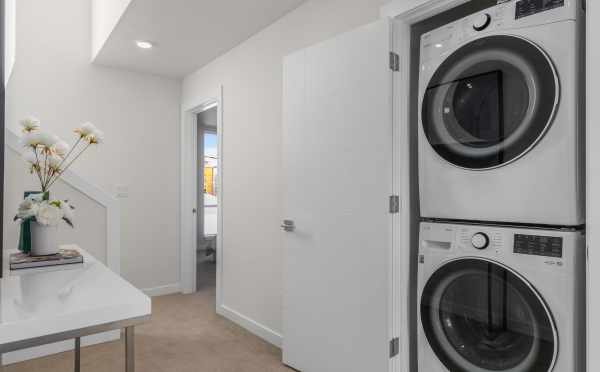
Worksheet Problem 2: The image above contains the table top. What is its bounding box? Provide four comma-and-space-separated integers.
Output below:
0, 245, 151, 345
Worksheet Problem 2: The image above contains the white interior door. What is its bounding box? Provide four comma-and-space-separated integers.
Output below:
282, 19, 394, 372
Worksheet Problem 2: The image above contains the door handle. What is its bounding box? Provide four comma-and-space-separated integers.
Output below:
281, 220, 295, 232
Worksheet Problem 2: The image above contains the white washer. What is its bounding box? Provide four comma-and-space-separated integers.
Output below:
418, 0, 585, 226
417, 221, 586, 372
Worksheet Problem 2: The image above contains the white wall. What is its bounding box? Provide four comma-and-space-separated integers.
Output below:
4, 0, 181, 291
91, 0, 132, 59
182, 0, 389, 338
4, 0, 15, 85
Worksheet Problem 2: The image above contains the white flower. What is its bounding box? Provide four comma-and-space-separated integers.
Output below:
35, 201, 63, 226
53, 140, 70, 157
20, 132, 42, 147
17, 198, 39, 219
37, 132, 59, 148
74, 122, 98, 138
87, 129, 105, 144
48, 154, 63, 169
20, 132, 58, 148
20, 117, 40, 132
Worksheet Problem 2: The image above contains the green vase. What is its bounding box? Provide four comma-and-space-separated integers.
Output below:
18, 191, 49, 254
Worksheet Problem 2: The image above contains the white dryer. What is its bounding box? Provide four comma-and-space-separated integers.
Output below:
418, 0, 585, 226
417, 221, 586, 372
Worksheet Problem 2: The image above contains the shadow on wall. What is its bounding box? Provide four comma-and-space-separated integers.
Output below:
3, 148, 108, 264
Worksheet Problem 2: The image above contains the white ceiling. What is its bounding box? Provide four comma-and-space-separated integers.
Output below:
93, 0, 305, 78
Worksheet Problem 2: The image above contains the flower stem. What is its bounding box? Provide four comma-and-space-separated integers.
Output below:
46, 142, 92, 189
45, 150, 52, 189
55, 137, 82, 172
43, 136, 83, 191
32, 147, 44, 188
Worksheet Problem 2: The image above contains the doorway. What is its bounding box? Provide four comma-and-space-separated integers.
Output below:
180, 88, 223, 299
196, 107, 219, 292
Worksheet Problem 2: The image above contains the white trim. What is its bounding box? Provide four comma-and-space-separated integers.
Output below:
179, 85, 224, 303
381, 0, 469, 20
142, 283, 181, 297
588, 3, 596, 372
217, 305, 282, 347
381, 1, 477, 371
389, 18, 403, 372
5, 128, 121, 274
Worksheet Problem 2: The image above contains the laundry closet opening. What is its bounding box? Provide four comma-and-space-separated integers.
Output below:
406, 1, 509, 369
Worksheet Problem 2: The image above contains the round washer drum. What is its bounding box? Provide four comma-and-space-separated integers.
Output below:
421, 35, 559, 170
420, 258, 557, 372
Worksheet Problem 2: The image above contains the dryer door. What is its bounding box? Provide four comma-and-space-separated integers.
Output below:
422, 35, 558, 169
420, 259, 557, 372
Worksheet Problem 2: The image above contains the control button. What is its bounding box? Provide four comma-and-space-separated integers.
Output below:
473, 13, 492, 31
472, 233, 490, 250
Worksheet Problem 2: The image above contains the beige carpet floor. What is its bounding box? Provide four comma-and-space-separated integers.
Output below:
6, 285, 293, 372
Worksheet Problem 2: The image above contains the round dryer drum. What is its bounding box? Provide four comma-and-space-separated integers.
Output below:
421, 35, 559, 169
420, 259, 557, 372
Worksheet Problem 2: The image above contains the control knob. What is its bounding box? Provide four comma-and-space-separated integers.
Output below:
473, 13, 492, 31
471, 232, 490, 250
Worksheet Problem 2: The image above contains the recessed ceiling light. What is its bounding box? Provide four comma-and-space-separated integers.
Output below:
135, 40, 154, 49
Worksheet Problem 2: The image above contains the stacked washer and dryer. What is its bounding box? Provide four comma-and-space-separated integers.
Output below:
416, 1, 586, 371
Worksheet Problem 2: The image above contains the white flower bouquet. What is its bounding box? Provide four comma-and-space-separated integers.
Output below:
14, 117, 104, 255
15, 193, 75, 227
18, 117, 104, 193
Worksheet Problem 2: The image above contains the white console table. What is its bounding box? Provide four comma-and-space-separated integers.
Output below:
0, 245, 151, 371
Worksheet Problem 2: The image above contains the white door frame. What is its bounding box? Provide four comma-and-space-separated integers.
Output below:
180, 85, 224, 303
381, 1, 484, 371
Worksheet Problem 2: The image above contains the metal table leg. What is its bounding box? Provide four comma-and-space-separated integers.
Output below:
125, 327, 134, 372
74, 337, 81, 372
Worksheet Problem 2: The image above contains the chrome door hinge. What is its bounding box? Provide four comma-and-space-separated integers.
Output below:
389, 337, 400, 358
389, 52, 399, 72
389, 195, 400, 214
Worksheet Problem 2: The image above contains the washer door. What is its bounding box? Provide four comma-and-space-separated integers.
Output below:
422, 35, 558, 169
420, 259, 557, 372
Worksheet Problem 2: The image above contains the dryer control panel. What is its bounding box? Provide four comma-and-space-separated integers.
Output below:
420, 0, 578, 64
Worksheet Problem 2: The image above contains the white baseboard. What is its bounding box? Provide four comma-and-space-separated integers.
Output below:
142, 283, 181, 297
3, 330, 120, 365
217, 304, 282, 348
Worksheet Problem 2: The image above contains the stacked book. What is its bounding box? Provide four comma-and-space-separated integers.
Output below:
10, 248, 83, 270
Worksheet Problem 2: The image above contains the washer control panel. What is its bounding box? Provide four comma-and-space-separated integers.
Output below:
514, 234, 563, 258
516, 0, 565, 20
457, 227, 502, 252
471, 232, 490, 249
473, 13, 492, 31
420, 223, 581, 271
